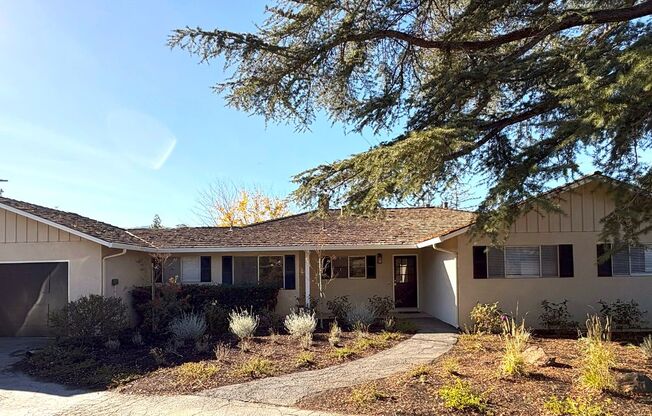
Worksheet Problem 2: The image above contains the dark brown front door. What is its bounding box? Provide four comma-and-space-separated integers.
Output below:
393, 256, 417, 308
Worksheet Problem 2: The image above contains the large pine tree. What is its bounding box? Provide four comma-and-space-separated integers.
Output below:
170, 1, 652, 244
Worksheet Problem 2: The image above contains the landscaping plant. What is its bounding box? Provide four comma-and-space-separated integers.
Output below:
539, 300, 578, 333
598, 299, 647, 330
438, 377, 488, 413
328, 321, 342, 347
295, 351, 316, 368
500, 316, 530, 377
213, 342, 230, 362
49, 295, 128, 343
470, 302, 503, 334
284, 309, 317, 349
579, 315, 616, 391
641, 335, 652, 360
349, 383, 389, 409
368, 295, 393, 321
131, 332, 144, 346
326, 296, 352, 325
104, 339, 120, 351
228, 309, 259, 351
172, 362, 220, 388
346, 304, 375, 334
168, 311, 207, 342
234, 357, 275, 378
544, 395, 611, 416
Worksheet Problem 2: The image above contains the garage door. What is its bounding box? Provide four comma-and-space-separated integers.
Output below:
0, 262, 68, 336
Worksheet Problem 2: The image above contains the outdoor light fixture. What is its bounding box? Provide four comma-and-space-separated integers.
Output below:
377, 253, 382, 264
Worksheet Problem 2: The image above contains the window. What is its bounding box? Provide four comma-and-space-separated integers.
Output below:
597, 244, 652, 276
320, 256, 332, 279
200, 256, 211, 282
223, 255, 296, 289
259, 256, 284, 288
474, 245, 573, 278
349, 256, 366, 278
159, 257, 180, 282
181, 257, 201, 282
333, 256, 348, 278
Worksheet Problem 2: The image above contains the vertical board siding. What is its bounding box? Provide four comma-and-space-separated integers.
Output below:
27, 219, 38, 242
15, 215, 27, 243
0, 209, 5, 243
48, 226, 59, 242
37, 222, 49, 242
0, 208, 86, 244
5, 212, 17, 243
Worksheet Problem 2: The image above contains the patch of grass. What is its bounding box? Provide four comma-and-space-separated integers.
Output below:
330, 346, 356, 360
438, 377, 489, 413
349, 383, 390, 409
408, 364, 431, 379
641, 335, 652, 360
579, 337, 616, 391
442, 357, 460, 376
377, 331, 403, 342
393, 320, 418, 334
172, 362, 220, 387
232, 357, 275, 379
458, 333, 485, 352
295, 351, 316, 368
544, 395, 611, 416
351, 334, 389, 352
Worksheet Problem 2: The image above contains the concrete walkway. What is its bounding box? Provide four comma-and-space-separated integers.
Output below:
201, 318, 457, 406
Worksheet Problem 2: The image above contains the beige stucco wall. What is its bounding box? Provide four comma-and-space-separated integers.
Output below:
0, 207, 103, 301
455, 182, 652, 329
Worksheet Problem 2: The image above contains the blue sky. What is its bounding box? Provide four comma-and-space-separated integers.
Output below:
0, 0, 377, 227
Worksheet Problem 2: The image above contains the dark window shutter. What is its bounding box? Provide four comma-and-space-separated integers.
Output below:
366, 255, 376, 278
596, 244, 612, 277
222, 256, 233, 285
200, 256, 212, 282
284, 255, 296, 290
473, 246, 487, 279
558, 245, 574, 277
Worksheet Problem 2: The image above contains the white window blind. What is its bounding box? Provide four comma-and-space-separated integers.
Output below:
630, 246, 652, 274
505, 246, 540, 277
181, 256, 200, 282
540, 245, 559, 277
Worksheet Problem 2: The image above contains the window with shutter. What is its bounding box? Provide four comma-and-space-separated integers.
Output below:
473, 246, 488, 279
366, 255, 376, 278
181, 256, 200, 282
487, 247, 505, 278
349, 256, 366, 278
612, 247, 630, 276
483, 245, 571, 278
540, 245, 558, 277
333, 256, 348, 278
200, 256, 211, 282
505, 247, 540, 277
222, 256, 233, 285
558, 244, 574, 277
284, 255, 296, 289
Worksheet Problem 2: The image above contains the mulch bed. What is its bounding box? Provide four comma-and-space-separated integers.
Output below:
297, 334, 652, 415
116, 330, 406, 395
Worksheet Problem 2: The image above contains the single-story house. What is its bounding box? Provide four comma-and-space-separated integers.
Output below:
1, 173, 651, 336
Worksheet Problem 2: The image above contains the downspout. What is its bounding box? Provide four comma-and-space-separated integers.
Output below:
431, 243, 460, 328
102, 249, 127, 297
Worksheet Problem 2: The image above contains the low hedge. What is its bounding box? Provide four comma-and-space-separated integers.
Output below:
131, 284, 280, 331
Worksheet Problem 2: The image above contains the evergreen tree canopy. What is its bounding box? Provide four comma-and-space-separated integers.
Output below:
170, 0, 652, 244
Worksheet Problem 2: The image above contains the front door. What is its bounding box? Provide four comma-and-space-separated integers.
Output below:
393, 255, 417, 308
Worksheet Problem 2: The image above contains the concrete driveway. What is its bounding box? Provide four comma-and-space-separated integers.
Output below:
0, 338, 338, 416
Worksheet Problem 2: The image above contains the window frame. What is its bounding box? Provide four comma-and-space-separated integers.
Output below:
319, 255, 376, 279
487, 245, 561, 279
348, 256, 367, 279
230, 255, 296, 289
601, 243, 652, 277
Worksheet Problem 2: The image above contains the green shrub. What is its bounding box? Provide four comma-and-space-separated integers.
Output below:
233, 357, 275, 378
368, 295, 393, 320
295, 351, 316, 368
442, 358, 460, 376
349, 383, 389, 408
330, 346, 356, 360
328, 321, 342, 347
172, 362, 219, 388
169, 312, 207, 342
346, 304, 375, 333
540, 300, 578, 332
438, 378, 488, 413
470, 302, 503, 334
544, 396, 611, 416
641, 335, 652, 360
598, 299, 647, 330
204, 301, 230, 336
327, 296, 352, 324
133, 282, 189, 335
49, 295, 128, 343
579, 316, 616, 391
500, 317, 530, 377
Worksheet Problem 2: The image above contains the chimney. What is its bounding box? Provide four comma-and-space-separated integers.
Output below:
443, 201, 449, 209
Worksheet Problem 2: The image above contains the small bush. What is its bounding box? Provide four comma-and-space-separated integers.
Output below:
194, 335, 210, 353
49, 295, 128, 343
438, 378, 488, 413
470, 302, 503, 334
349, 383, 389, 408
173, 362, 220, 387
169, 312, 207, 342
104, 339, 120, 351
204, 301, 229, 336
234, 357, 275, 379
408, 364, 431, 379
328, 321, 342, 347
330, 346, 356, 360
352, 335, 387, 352
295, 351, 316, 368
284, 309, 317, 349
383, 316, 395, 331
346, 304, 375, 333
213, 342, 230, 362
458, 332, 485, 352
149, 347, 166, 366
579, 315, 616, 391
377, 331, 403, 342
368, 295, 393, 320
229, 309, 259, 350
500, 317, 530, 377
327, 296, 352, 324
443, 357, 460, 376
641, 335, 652, 360
598, 299, 647, 330
540, 300, 578, 332
544, 396, 611, 416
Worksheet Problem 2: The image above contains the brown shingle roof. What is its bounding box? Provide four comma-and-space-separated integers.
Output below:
0, 196, 475, 250
0, 197, 154, 247
129, 208, 476, 249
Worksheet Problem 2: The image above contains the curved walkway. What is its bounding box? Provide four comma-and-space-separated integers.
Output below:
201, 318, 457, 406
